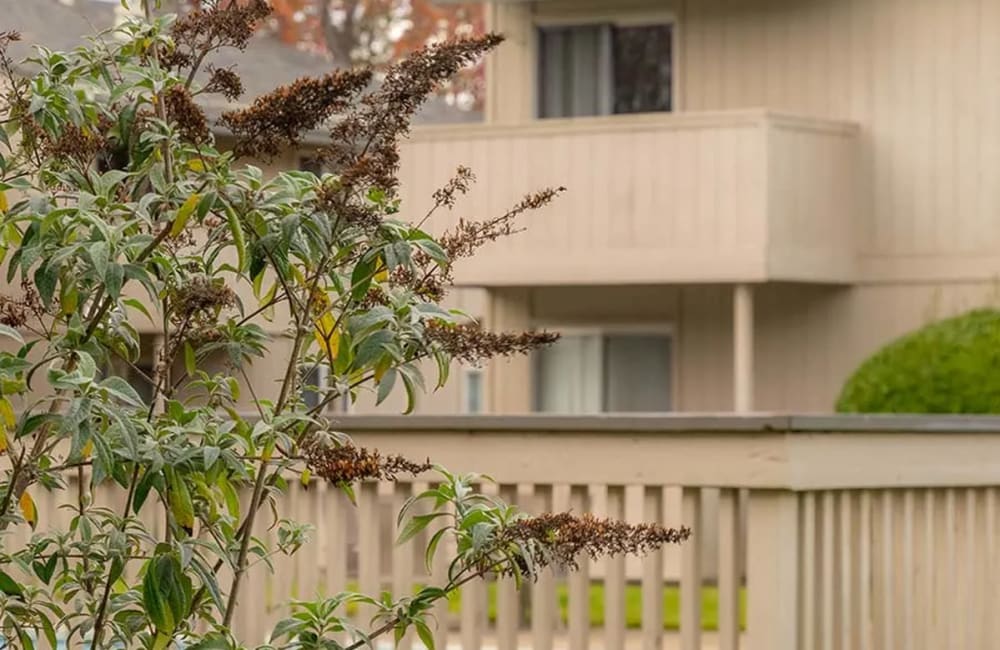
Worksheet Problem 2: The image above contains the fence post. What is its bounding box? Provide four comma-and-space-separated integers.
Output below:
746, 489, 799, 650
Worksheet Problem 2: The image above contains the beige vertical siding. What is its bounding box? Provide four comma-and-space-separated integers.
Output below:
679, 0, 1000, 272
486, 0, 1000, 280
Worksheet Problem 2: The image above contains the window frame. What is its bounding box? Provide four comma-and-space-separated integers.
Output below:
532, 10, 680, 119
530, 322, 678, 413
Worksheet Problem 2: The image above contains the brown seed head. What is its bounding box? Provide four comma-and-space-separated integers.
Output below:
497, 512, 691, 573
171, 0, 272, 52
324, 34, 504, 193
204, 65, 244, 102
302, 441, 432, 485
426, 321, 559, 366
169, 276, 237, 326
221, 69, 373, 159
164, 85, 210, 144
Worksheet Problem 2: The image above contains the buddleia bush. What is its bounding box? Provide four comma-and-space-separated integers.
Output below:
0, 2, 687, 649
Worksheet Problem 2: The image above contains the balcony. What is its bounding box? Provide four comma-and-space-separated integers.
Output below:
399, 110, 863, 287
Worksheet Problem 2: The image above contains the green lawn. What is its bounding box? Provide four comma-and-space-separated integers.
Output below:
445, 583, 748, 632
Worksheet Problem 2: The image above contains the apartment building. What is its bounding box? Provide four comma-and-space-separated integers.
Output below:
9, 0, 1000, 417
387, 0, 1000, 417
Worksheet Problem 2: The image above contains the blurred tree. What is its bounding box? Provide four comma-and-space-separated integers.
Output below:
183, 0, 486, 109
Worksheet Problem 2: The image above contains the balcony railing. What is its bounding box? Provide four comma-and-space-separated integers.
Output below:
399, 111, 863, 286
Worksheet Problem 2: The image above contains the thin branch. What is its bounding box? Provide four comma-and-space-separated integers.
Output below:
89, 463, 141, 650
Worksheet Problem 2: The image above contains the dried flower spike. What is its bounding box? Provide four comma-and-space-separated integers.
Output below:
221, 69, 373, 158
426, 321, 559, 366
303, 441, 432, 485
497, 512, 691, 573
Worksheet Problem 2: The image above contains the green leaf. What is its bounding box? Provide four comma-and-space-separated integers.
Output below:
202, 446, 220, 469
104, 262, 124, 299
0, 569, 23, 596
414, 619, 435, 650
188, 634, 231, 650
123, 297, 154, 324
34, 263, 57, 308
167, 470, 195, 536
16, 628, 33, 650
88, 240, 109, 280
90, 430, 114, 486
0, 324, 23, 345
355, 329, 395, 368
397, 512, 446, 545
219, 477, 240, 521
38, 612, 57, 649
99, 376, 144, 407
400, 367, 419, 415
376, 368, 397, 406
142, 561, 173, 633
32, 554, 57, 584
183, 342, 196, 377
196, 191, 216, 219
424, 527, 449, 573
142, 552, 193, 638
152, 631, 172, 650
350, 255, 376, 301
133, 470, 159, 514
190, 558, 225, 613
225, 207, 247, 272
339, 482, 357, 505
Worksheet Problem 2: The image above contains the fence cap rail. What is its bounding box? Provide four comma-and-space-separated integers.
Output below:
227, 413, 1000, 490
298, 413, 1000, 434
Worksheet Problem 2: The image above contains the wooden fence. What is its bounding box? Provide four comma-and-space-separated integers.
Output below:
20, 414, 1000, 649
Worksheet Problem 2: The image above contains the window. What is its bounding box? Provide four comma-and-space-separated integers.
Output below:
537, 22, 673, 118
99, 333, 158, 405
300, 364, 328, 411
301, 364, 353, 413
463, 369, 484, 414
533, 331, 672, 413
299, 156, 323, 176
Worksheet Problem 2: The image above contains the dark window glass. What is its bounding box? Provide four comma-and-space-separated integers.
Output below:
612, 25, 672, 114
300, 366, 326, 410
299, 157, 323, 176
537, 23, 671, 118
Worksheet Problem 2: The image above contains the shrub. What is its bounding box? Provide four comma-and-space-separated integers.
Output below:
0, 3, 689, 649
835, 309, 1000, 413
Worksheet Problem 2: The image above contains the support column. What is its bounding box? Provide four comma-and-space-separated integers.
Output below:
486, 288, 533, 413
733, 283, 754, 412
484, 2, 534, 124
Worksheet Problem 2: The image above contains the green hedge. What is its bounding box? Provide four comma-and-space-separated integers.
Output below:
836, 309, 1000, 413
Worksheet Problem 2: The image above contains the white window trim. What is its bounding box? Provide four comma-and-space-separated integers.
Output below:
531, 322, 678, 412
532, 11, 681, 117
